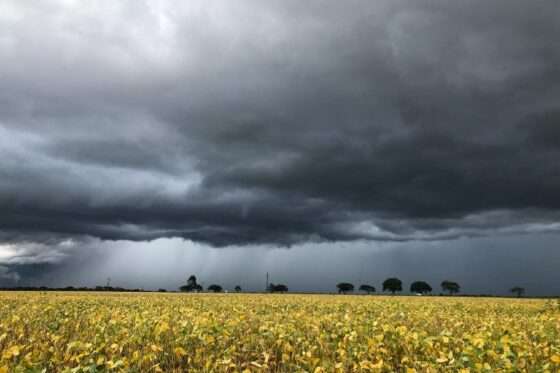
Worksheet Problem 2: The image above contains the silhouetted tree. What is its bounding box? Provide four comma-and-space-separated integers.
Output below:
441, 280, 460, 295
336, 282, 355, 294
234, 285, 242, 292
208, 284, 223, 293
268, 283, 288, 293
410, 281, 432, 294
180, 275, 202, 292
188, 275, 197, 285
383, 278, 402, 294
510, 286, 525, 297
359, 284, 376, 294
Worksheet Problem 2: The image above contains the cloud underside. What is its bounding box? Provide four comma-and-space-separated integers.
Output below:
1, 0, 560, 254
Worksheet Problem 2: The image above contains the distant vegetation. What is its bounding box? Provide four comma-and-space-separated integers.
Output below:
0, 286, 145, 292
336, 282, 354, 294
0, 273, 530, 297
179, 275, 203, 292
510, 286, 525, 297
207, 284, 223, 293
383, 278, 403, 294
441, 280, 461, 295
359, 284, 376, 294
267, 283, 289, 293
410, 281, 432, 294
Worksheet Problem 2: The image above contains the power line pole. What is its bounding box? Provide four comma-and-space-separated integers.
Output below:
266, 272, 269, 292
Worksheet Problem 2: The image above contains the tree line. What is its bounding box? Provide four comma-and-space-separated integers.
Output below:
179, 275, 527, 297
179, 275, 289, 293
178, 276, 460, 295
0, 276, 525, 297
335, 279, 460, 295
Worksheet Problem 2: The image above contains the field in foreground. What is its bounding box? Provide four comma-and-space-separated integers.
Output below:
1, 293, 559, 372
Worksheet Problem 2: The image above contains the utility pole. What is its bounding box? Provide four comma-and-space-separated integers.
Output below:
266, 272, 269, 292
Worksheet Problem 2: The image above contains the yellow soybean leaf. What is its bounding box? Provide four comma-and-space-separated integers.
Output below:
2, 345, 21, 359
174, 347, 187, 358
372, 360, 384, 369
151, 344, 162, 353
156, 321, 170, 335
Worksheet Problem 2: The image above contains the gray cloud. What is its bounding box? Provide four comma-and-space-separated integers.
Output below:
1, 1, 560, 289
0, 265, 20, 283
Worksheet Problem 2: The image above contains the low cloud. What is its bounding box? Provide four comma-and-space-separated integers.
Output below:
0, 265, 20, 283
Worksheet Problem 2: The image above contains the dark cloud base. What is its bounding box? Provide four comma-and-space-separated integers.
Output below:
1, 0, 559, 281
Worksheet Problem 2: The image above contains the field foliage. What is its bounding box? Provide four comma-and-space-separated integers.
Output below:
0, 292, 559, 372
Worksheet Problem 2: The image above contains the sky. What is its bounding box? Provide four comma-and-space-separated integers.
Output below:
1, 1, 559, 295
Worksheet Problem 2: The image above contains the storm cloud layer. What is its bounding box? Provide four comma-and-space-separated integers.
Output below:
1, 1, 560, 289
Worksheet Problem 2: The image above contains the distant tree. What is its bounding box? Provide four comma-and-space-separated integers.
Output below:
359, 284, 376, 294
510, 286, 525, 297
382, 278, 402, 294
234, 285, 242, 293
336, 282, 355, 294
180, 275, 202, 292
268, 283, 288, 293
208, 284, 223, 293
441, 280, 460, 295
410, 281, 432, 294
158, 288, 167, 292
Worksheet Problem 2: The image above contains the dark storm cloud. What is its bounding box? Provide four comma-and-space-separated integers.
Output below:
1, 0, 560, 255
